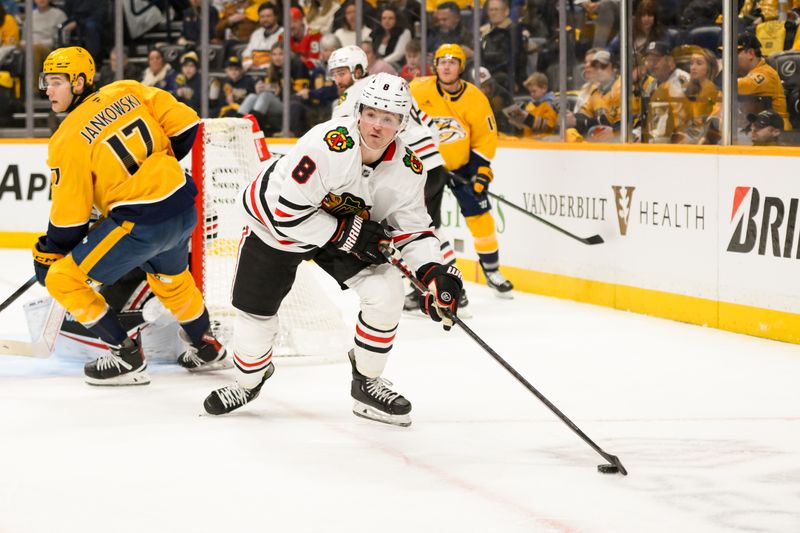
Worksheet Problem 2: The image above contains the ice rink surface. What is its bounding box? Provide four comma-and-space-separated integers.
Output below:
0, 248, 798, 533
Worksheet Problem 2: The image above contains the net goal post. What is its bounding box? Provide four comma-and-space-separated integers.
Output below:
190, 116, 349, 359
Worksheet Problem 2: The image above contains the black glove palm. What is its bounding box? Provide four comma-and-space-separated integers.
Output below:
417, 263, 463, 330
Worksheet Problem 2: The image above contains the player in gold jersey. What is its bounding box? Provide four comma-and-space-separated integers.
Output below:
410, 44, 513, 297
34, 47, 229, 386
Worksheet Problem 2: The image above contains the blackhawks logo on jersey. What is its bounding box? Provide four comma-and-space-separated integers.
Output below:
322, 191, 370, 218
324, 127, 354, 152
402, 149, 423, 175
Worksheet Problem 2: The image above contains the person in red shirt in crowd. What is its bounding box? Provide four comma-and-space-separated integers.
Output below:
281, 6, 321, 69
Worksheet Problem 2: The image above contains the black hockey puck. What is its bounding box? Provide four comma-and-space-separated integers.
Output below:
597, 464, 619, 474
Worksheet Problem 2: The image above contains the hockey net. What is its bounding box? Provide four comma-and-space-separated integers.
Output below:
190, 117, 350, 359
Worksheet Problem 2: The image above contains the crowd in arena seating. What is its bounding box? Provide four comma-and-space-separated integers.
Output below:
2, 0, 800, 145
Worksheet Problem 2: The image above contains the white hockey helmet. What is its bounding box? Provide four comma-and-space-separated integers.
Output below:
357, 73, 411, 131
327, 45, 368, 77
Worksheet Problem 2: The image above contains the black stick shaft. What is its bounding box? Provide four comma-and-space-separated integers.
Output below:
0, 276, 36, 314
383, 247, 624, 470
448, 172, 603, 245
487, 191, 602, 244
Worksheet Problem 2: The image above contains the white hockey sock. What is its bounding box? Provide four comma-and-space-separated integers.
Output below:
353, 313, 397, 378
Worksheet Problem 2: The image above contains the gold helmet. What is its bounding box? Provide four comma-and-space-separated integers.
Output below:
40, 47, 95, 90
434, 44, 466, 71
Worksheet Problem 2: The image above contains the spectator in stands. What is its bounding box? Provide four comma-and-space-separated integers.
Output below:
0, 0, 17, 17
371, 6, 412, 68
736, 31, 790, 130
27, 0, 66, 91
390, 0, 422, 34
427, 2, 473, 57
567, 48, 602, 128
684, 46, 721, 143
333, 1, 372, 47
0, 4, 19, 52
361, 40, 398, 75
748, 108, 785, 145
215, 0, 259, 53
608, 0, 677, 57
506, 71, 557, 137
61, 0, 109, 64
399, 39, 432, 81
573, 51, 621, 142
583, 0, 619, 48
141, 48, 177, 93
471, 66, 513, 134
480, 0, 525, 93
239, 41, 309, 135
178, 0, 220, 45
175, 51, 203, 114
296, 33, 339, 124
242, 2, 283, 71
643, 40, 690, 143
96, 48, 142, 87
306, 0, 340, 35
284, 6, 322, 68
210, 55, 256, 117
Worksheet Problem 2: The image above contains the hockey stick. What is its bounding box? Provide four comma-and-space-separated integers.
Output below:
0, 275, 37, 314
0, 297, 66, 358
448, 173, 604, 245
381, 245, 627, 475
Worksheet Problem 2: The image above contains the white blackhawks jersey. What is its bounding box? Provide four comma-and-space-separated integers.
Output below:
240, 116, 442, 272
331, 76, 445, 170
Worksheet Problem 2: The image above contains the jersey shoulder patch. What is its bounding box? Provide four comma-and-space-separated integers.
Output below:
402, 148, 423, 175
324, 126, 355, 152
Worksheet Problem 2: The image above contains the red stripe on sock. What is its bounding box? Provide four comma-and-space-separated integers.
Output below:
234, 351, 272, 368
355, 325, 396, 344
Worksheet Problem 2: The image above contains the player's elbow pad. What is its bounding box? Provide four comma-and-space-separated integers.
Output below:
170, 123, 200, 161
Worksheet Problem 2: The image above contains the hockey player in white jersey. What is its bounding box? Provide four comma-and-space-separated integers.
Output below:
327, 45, 469, 314
203, 73, 463, 427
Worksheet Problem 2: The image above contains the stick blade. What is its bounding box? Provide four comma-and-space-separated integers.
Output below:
0, 339, 53, 358
597, 455, 628, 476
582, 234, 605, 245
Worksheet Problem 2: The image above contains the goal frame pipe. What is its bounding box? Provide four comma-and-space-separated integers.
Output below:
190, 120, 207, 295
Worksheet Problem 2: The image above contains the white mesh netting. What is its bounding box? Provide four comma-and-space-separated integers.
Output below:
197, 118, 350, 358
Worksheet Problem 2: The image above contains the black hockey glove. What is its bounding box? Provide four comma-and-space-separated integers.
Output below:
330, 215, 391, 265
32, 235, 65, 286
417, 262, 463, 331
472, 165, 493, 194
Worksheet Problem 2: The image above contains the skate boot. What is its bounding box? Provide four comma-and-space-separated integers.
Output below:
203, 362, 275, 415
85, 336, 150, 386
177, 330, 232, 372
484, 269, 514, 299
349, 350, 411, 427
402, 289, 418, 312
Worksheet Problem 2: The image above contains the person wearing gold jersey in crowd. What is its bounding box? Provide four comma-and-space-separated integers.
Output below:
410, 43, 513, 296
34, 47, 229, 386
736, 31, 790, 130
643, 40, 691, 143
683, 46, 721, 143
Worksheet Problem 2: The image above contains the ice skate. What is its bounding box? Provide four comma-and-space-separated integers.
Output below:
349, 350, 411, 427
84, 336, 150, 386
177, 330, 232, 372
203, 362, 275, 415
484, 269, 514, 299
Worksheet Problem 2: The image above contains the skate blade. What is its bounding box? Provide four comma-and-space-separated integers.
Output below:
85, 371, 151, 386
187, 357, 234, 373
352, 400, 411, 427
489, 288, 514, 300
